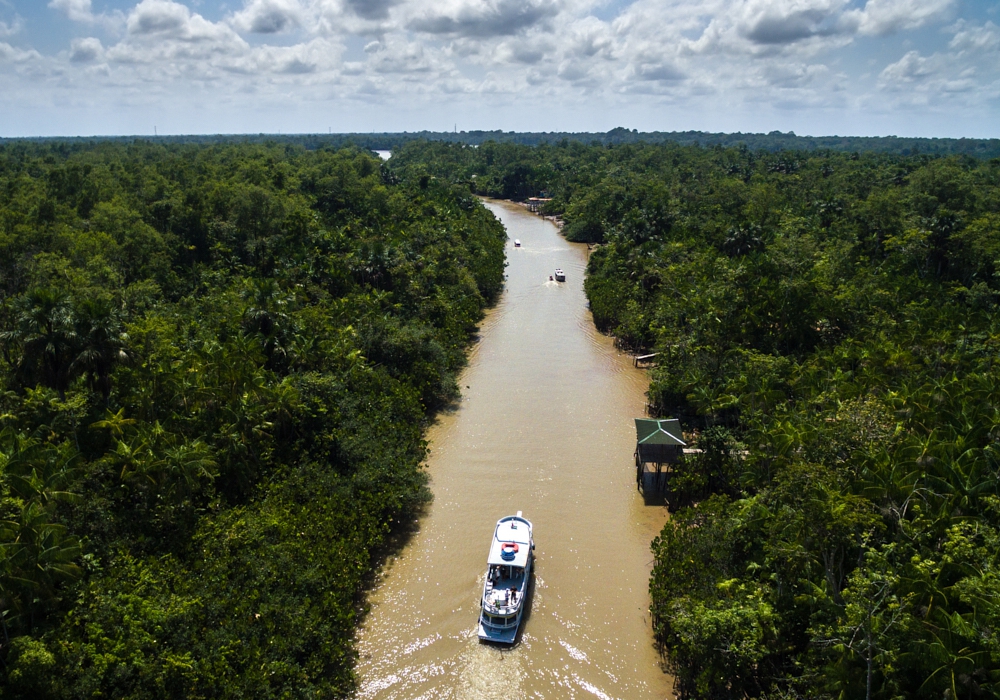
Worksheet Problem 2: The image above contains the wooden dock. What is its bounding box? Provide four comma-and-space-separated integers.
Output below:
526, 197, 552, 213
633, 353, 659, 368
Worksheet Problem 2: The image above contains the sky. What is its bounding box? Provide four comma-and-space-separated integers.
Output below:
0, 0, 997, 138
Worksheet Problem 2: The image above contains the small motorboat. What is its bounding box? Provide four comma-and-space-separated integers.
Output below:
554, 269, 566, 282
514, 239, 521, 247
479, 512, 534, 644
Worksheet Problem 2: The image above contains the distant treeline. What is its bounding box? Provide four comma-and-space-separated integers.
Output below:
4, 126, 999, 158
0, 140, 505, 697
394, 139, 1000, 697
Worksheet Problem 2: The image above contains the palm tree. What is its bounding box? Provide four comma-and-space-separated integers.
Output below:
0, 427, 82, 509
0, 501, 82, 632
0, 288, 77, 397
241, 278, 292, 369
111, 422, 218, 504
72, 297, 129, 400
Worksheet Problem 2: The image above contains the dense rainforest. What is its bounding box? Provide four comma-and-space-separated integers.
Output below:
393, 139, 1000, 698
10, 128, 999, 159
0, 141, 506, 697
6, 132, 1000, 699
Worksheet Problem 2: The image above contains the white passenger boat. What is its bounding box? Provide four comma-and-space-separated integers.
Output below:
554, 268, 565, 282
478, 512, 534, 644
514, 239, 521, 247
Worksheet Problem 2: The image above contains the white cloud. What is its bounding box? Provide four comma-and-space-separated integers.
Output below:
127, 0, 195, 35
309, 0, 399, 37
364, 39, 437, 74
0, 0, 996, 137
879, 50, 934, 86
228, 37, 343, 74
49, 0, 124, 29
630, 61, 685, 82
0, 41, 42, 63
759, 61, 830, 88
70, 37, 104, 62
98, 0, 250, 68
564, 16, 614, 59
949, 20, 1000, 54
230, 0, 304, 34
125, 1, 245, 45
49, 0, 96, 23
344, 0, 400, 21
849, 0, 955, 36
871, 19, 999, 108
737, 0, 849, 45
493, 37, 552, 64
408, 0, 562, 38
0, 16, 23, 37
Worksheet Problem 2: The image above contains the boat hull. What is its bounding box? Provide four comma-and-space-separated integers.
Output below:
478, 618, 520, 644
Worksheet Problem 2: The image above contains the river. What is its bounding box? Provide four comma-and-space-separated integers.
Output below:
354, 200, 673, 699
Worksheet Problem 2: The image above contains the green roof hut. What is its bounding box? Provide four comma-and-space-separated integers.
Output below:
634, 418, 686, 465
634, 418, 686, 491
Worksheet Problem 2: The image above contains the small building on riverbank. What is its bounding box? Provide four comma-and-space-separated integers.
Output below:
635, 418, 686, 465
526, 197, 551, 213
634, 418, 686, 491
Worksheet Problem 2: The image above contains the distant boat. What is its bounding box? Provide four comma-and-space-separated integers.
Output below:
514, 239, 521, 247
554, 269, 565, 282
479, 512, 534, 644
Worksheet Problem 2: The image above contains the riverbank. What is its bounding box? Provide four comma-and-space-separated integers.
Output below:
511, 198, 564, 229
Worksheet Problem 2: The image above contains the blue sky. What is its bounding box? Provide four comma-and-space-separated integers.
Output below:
0, 0, 997, 138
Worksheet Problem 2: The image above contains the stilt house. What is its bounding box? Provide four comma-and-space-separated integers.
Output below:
634, 418, 686, 465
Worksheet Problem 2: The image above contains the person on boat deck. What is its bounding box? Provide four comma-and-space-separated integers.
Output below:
509, 587, 517, 604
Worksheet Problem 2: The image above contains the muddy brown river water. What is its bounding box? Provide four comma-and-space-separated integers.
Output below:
354, 200, 674, 699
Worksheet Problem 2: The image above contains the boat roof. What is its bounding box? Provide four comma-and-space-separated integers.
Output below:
487, 515, 532, 567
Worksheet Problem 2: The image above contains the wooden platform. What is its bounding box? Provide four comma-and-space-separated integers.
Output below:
633, 353, 659, 367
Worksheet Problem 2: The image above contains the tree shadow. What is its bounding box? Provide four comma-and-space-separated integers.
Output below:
354, 500, 429, 619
